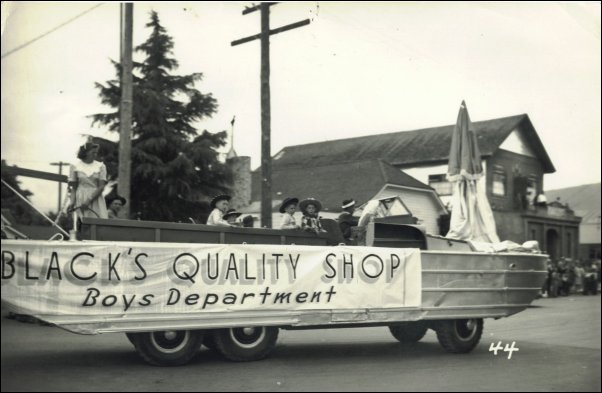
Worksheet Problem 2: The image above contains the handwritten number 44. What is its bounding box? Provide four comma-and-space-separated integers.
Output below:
489, 341, 519, 359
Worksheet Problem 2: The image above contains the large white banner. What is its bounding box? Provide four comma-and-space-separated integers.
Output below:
1, 240, 421, 316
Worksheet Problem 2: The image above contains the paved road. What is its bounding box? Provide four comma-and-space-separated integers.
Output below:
1, 295, 600, 392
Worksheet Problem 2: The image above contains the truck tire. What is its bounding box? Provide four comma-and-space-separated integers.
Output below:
125, 333, 137, 347
389, 322, 428, 343
435, 319, 483, 354
203, 331, 218, 351
213, 326, 279, 362
129, 330, 204, 366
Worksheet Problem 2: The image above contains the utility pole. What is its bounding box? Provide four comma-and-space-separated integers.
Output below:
231, 3, 310, 228
119, 2, 133, 218
50, 161, 69, 212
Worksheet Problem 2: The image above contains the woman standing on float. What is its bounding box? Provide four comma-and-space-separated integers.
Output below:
68, 141, 108, 220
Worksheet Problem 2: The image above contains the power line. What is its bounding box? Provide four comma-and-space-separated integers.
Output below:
319, 6, 474, 82
1, 3, 105, 60
319, 7, 438, 67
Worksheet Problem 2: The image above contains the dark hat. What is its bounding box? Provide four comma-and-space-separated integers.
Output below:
223, 208, 242, 220
106, 194, 127, 206
342, 199, 356, 209
242, 215, 255, 227
299, 198, 322, 214
279, 197, 299, 213
77, 142, 100, 159
210, 194, 231, 209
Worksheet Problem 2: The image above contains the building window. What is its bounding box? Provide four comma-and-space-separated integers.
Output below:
429, 174, 453, 196
526, 176, 538, 206
492, 165, 506, 196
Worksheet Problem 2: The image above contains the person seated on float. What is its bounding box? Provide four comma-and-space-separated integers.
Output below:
357, 199, 380, 227
355, 199, 387, 245
300, 198, 326, 235
223, 208, 243, 226
242, 215, 255, 228
279, 197, 300, 230
206, 195, 233, 227
338, 198, 358, 242
105, 194, 126, 219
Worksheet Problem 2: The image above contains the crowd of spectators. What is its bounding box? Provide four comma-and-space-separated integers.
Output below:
541, 257, 601, 298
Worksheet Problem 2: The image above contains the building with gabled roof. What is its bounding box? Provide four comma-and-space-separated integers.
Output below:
242, 113, 580, 259
272, 114, 554, 173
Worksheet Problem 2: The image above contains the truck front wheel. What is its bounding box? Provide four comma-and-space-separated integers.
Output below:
129, 330, 204, 366
213, 326, 279, 362
435, 319, 483, 354
389, 322, 428, 343
125, 333, 137, 347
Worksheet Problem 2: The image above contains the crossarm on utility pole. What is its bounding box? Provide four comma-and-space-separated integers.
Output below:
231, 19, 310, 46
231, 4, 310, 228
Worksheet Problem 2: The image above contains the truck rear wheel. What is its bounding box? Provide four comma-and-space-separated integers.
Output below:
129, 330, 204, 366
389, 322, 428, 343
203, 331, 218, 351
435, 319, 483, 354
214, 326, 279, 362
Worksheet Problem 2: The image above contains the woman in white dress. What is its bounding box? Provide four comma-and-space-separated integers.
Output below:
68, 142, 108, 219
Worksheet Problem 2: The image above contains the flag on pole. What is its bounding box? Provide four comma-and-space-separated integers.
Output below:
227, 115, 237, 159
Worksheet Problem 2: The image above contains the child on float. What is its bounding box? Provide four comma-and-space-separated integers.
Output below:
300, 197, 326, 234
223, 208, 243, 226
206, 194, 233, 226
278, 197, 300, 230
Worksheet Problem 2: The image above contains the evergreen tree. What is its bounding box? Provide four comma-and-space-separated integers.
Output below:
91, 11, 230, 221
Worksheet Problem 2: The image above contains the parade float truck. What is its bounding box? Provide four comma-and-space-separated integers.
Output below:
1, 212, 547, 366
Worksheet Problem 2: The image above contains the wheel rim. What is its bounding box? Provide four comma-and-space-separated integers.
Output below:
150, 330, 190, 353
229, 327, 266, 349
454, 319, 478, 342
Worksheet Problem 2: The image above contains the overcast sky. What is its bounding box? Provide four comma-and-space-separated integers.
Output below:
1, 1, 600, 213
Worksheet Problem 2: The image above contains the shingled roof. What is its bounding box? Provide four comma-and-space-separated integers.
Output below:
546, 183, 601, 224
251, 159, 434, 212
269, 114, 555, 173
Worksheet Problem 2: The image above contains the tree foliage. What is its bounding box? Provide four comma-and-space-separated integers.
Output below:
91, 11, 230, 221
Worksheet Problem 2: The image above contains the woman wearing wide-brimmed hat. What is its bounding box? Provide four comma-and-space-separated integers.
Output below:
206, 194, 232, 226
299, 197, 326, 234
223, 208, 243, 226
68, 141, 108, 219
278, 197, 300, 230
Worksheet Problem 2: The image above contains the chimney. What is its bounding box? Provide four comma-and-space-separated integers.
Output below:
227, 156, 251, 209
